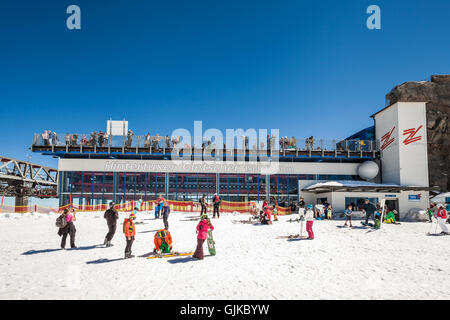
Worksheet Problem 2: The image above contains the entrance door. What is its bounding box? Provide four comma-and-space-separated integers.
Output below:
385, 199, 400, 221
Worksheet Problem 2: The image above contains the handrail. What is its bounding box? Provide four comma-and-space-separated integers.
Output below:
32, 132, 380, 153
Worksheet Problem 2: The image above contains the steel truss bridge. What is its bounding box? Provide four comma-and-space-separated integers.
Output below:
0, 156, 58, 205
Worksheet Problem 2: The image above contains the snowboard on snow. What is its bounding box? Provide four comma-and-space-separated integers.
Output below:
146, 251, 194, 259
207, 230, 216, 256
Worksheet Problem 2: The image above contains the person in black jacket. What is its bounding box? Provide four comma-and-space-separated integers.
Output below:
362, 199, 377, 225
199, 194, 207, 217
104, 202, 119, 247
161, 201, 170, 230
298, 197, 306, 209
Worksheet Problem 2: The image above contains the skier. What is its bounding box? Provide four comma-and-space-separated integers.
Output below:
212, 193, 221, 218
362, 199, 377, 226
193, 213, 214, 260
199, 194, 207, 217
58, 208, 77, 249
161, 201, 170, 230
153, 229, 173, 254
344, 204, 353, 227
123, 211, 136, 259
305, 204, 314, 240
436, 204, 449, 235
103, 202, 119, 247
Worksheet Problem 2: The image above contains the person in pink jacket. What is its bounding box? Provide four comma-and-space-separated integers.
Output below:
193, 213, 214, 260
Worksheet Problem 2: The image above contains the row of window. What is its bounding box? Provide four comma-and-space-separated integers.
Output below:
59, 171, 359, 205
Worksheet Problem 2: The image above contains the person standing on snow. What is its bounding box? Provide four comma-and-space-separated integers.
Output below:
362, 199, 377, 225
344, 204, 353, 227
155, 194, 164, 219
193, 213, 214, 260
436, 204, 449, 235
199, 194, 207, 216
161, 201, 170, 230
212, 193, 221, 218
58, 208, 77, 249
305, 204, 315, 240
123, 212, 136, 259
298, 197, 305, 209
104, 202, 119, 247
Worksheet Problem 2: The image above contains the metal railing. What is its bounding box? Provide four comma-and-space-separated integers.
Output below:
32, 133, 380, 154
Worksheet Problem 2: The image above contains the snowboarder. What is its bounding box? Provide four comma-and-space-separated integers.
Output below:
212, 193, 221, 218
153, 229, 173, 254
344, 204, 353, 227
103, 202, 119, 247
305, 204, 314, 240
58, 208, 77, 249
193, 213, 214, 260
123, 211, 136, 259
436, 204, 449, 235
161, 201, 170, 230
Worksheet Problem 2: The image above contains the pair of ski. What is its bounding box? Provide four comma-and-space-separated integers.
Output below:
276, 234, 309, 240
146, 251, 194, 259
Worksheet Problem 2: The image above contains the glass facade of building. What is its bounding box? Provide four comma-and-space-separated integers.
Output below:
59, 171, 360, 207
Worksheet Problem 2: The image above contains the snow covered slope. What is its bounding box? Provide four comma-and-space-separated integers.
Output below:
0, 211, 449, 300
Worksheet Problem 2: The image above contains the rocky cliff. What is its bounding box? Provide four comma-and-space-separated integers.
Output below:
386, 75, 450, 193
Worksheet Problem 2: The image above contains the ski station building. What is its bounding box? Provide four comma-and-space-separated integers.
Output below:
32, 98, 433, 219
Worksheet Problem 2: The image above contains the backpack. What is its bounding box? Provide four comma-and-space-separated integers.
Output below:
56, 215, 67, 228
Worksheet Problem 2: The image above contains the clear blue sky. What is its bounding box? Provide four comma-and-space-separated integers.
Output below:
1, 0, 450, 170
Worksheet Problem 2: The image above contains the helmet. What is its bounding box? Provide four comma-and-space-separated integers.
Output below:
109, 202, 115, 207
201, 213, 208, 220
307, 204, 313, 209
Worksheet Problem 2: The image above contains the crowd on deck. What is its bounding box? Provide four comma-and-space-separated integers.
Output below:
39, 129, 325, 151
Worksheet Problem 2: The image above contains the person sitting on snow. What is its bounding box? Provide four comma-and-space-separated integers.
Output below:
153, 229, 173, 254
260, 206, 272, 225
384, 210, 399, 224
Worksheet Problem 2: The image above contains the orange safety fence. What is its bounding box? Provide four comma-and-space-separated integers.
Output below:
276, 205, 292, 216
0, 200, 293, 215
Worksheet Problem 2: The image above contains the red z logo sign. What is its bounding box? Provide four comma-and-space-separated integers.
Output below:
403, 125, 423, 145
381, 127, 395, 150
